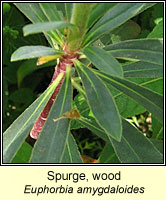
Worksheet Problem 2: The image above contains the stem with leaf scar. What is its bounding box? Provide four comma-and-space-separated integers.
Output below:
30, 3, 96, 139
30, 53, 78, 139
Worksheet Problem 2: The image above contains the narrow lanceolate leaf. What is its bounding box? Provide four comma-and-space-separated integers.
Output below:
106, 77, 163, 118
84, 3, 154, 46
61, 133, 83, 163
123, 61, 163, 78
87, 3, 117, 29
23, 21, 73, 36
30, 68, 72, 163
152, 116, 163, 139
14, 3, 47, 23
39, 3, 62, 21
74, 77, 162, 119
14, 3, 63, 46
11, 46, 62, 62
75, 61, 122, 141
104, 39, 163, 65
83, 46, 123, 77
115, 78, 163, 118
95, 70, 163, 123
65, 3, 73, 21
111, 119, 163, 163
75, 77, 162, 120
78, 117, 163, 163
3, 73, 64, 163
150, 139, 163, 154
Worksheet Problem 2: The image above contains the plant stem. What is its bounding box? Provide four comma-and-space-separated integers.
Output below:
30, 54, 77, 139
30, 3, 96, 139
30, 64, 65, 139
66, 3, 96, 53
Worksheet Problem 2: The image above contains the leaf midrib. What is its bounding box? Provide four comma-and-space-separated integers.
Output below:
124, 67, 162, 74
76, 65, 121, 140
113, 77, 163, 99
46, 75, 70, 163
85, 47, 121, 75
107, 49, 163, 55
96, 71, 163, 112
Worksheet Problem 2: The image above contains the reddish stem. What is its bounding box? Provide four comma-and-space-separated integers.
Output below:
30, 52, 78, 139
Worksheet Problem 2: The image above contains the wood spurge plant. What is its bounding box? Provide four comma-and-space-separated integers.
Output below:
3, 3, 163, 163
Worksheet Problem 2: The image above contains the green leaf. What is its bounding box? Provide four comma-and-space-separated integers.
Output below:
123, 77, 163, 94
14, 3, 47, 23
70, 93, 90, 130
30, 69, 72, 163
147, 19, 163, 38
97, 143, 120, 163
87, 3, 117, 29
78, 117, 109, 142
150, 139, 163, 154
141, 78, 163, 95
111, 119, 163, 163
11, 142, 32, 163
61, 133, 83, 163
23, 21, 73, 36
152, 116, 163, 139
103, 79, 146, 118
65, 3, 73, 21
73, 77, 162, 119
95, 70, 163, 123
78, 117, 163, 163
114, 93, 146, 118
11, 46, 62, 62
74, 93, 90, 117
82, 46, 123, 77
154, 128, 163, 140
14, 3, 62, 45
123, 61, 163, 78
39, 3, 62, 21
3, 72, 64, 163
110, 77, 162, 118
39, 3, 65, 42
84, 3, 155, 46
55, 3, 66, 18
137, 3, 156, 15
75, 61, 122, 141
104, 39, 163, 65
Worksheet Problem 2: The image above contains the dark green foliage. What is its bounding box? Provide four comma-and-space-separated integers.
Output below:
3, 3, 49, 132
3, 3, 163, 163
